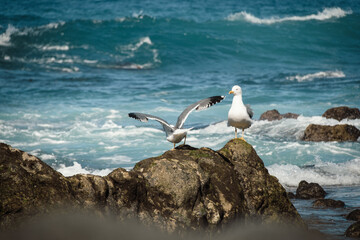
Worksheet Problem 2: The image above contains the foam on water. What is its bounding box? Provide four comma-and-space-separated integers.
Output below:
0, 24, 18, 46
268, 158, 360, 187
286, 70, 345, 82
226, 7, 351, 24
57, 162, 115, 177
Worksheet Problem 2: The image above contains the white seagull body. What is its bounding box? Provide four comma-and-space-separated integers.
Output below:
228, 85, 253, 140
129, 96, 225, 149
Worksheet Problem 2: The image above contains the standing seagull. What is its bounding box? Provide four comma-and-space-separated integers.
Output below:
129, 96, 225, 149
228, 85, 253, 141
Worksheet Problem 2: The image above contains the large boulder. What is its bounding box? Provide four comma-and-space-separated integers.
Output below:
345, 221, 360, 238
302, 124, 360, 142
0, 140, 305, 232
322, 106, 360, 121
295, 181, 326, 199
260, 109, 299, 121
0, 143, 74, 230
347, 209, 360, 222
312, 199, 345, 208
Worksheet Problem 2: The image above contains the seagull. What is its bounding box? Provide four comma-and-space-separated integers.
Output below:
129, 96, 225, 149
228, 85, 253, 141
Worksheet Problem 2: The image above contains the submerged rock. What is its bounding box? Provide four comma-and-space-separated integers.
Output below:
295, 181, 326, 199
312, 199, 345, 208
302, 124, 360, 142
0, 140, 304, 232
260, 109, 299, 121
322, 106, 360, 121
345, 221, 360, 238
347, 209, 360, 222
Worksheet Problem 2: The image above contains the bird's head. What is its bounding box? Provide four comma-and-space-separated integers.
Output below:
229, 85, 242, 96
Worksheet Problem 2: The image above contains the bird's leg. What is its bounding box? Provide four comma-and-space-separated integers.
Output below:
235, 128, 237, 139
173, 142, 176, 150
240, 129, 246, 142
183, 135, 187, 145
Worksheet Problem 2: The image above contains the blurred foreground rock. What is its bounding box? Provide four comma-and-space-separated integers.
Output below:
0, 140, 304, 232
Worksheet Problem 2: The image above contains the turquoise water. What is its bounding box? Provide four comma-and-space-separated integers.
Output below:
1, 1, 360, 187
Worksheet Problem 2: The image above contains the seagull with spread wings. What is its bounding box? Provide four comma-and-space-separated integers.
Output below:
129, 96, 225, 149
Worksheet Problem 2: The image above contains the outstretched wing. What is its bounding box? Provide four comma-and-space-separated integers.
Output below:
245, 104, 254, 119
128, 112, 174, 135
175, 96, 225, 129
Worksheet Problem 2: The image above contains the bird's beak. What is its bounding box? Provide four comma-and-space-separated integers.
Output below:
229, 91, 234, 94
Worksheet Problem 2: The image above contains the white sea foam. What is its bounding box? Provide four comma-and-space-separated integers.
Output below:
226, 7, 351, 24
0, 24, 18, 46
41, 45, 70, 51
286, 70, 345, 82
57, 162, 115, 177
268, 158, 360, 186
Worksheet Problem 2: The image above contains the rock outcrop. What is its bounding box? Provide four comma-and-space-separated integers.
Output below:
345, 221, 360, 238
347, 209, 360, 221
312, 199, 345, 208
322, 106, 360, 121
302, 124, 360, 142
260, 109, 299, 121
0, 140, 304, 232
295, 181, 326, 199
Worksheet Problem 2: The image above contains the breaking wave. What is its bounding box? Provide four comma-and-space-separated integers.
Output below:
268, 158, 360, 187
226, 7, 351, 24
286, 70, 345, 82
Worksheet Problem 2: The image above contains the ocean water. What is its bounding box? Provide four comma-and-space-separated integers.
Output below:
1, 1, 360, 184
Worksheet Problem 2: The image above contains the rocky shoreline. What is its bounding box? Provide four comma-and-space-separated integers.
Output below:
0, 140, 304, 233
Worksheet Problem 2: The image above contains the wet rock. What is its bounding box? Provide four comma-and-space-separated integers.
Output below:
302, 124, 360, 142
287, 192, 296, 199
345, 221, 360, 238
322, 106, 360, 121
295, 181, 326, 199
347, 209, 360, 221
260, 109, 299, 121
0, 141, 305, 232
312, 199, 345, 208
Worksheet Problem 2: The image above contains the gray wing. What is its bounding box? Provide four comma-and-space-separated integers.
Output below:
175, 96, 225, 129
245, 104, 254, 119
128, 112, 174, 135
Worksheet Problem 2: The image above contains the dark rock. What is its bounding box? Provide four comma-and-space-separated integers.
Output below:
260, 109, 299, 121
347, 209, 360, 221
0, 143, 74, 230
218, 139, 303, 225
287, 192, 296, 199
345, 221, 360, 238
302, 124, 360, 142
312, 199, 345, 208
0, 140, 305, 232
322, 106, 360, 121
295, 180, 326, 199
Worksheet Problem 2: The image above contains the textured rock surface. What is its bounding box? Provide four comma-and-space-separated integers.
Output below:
302, 124, 360, 142
295, 181, 326, 199
312, 199, 345, 208
347, 209, 360, 222
0, 143, 73, 230
322, 106, 360, 121
0, 140, 304, 232
345, 221, 360, 238
260, 109, 299, 121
